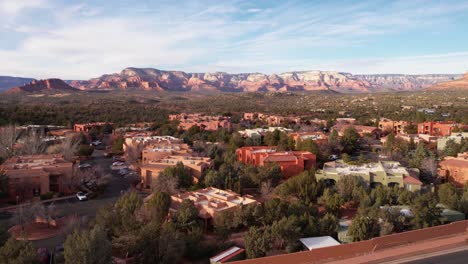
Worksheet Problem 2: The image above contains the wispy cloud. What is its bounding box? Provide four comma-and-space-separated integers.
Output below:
0, 0, 467, 78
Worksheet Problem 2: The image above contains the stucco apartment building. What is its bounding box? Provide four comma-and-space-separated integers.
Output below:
332, 124, 381, 138
315, 160, 422, 191
140, 155, 212, 189
1, 154, 73, 199
288, 132, 328, 146
236, 146, 316, 179
123, 135, 184, 160
243, 113, 301, 126
167, 187, 257, 221
73, 122, 114, 133
439, 152, 468, 188
437, 132, 468, 152
169, 113, 232, 131
378, 118, 410, 134
417, 121, 458, 136
237, 127, 292, 139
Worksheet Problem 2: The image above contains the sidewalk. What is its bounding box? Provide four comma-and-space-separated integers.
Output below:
0, 195, 75, 212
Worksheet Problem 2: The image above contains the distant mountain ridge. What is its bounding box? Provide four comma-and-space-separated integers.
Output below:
6, 79, 79, 93
0, 76, 35, 92
69, 67, 462, 93
429, 72, 468, 91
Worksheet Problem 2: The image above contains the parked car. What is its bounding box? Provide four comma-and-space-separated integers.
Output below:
328, 154, 339, 161
90, 140, 102, 146
78, 163, 92, 169
76, 192, 89, 201
112, 161, 125, 166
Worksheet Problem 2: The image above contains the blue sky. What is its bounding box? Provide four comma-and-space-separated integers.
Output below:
1, 0, 468, 79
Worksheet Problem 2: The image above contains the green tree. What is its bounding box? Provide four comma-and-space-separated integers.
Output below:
348, 214, 380, 242
146, 191, 171, 223
264, 129, 282, 146
136, 221, 185, 264
319, 189, 343, 216
112, 136, 125, 154
174, 200, 199, 228
404, 124, 418, 134
77, 144, 94, 157
275, 170, 322, 204
64, 226, 112, 264
203, 170, 223, 188
244, 226, 273, 259
336, 175, 364, 202
411, 193, 441, 229
438, 183, 459, 210
319, 213, 338, 236
340, 127, 361, 154
0, 237, 36, 264
162, 162, 193, 189
253, 163, 283, 187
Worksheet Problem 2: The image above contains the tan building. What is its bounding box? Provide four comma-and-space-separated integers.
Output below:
1, 155, 73, 199
315, 160, 422, 191
140, 155, 212, 189
378, 118, 410, 134
288, 132, 328, 146
168, 187, 257, 220
169, 113, 232, 131
439, 152, 468, 188
123, 135, 183, 162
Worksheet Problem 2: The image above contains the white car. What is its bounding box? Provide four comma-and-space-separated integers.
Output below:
328, 155, 339, 161
76, 192, 88, 201
112, 161, 125, 166
78, 163, 92, 169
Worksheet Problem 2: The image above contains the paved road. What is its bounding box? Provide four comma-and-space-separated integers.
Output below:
403, 249, 468, 264
1, 149, 134, 250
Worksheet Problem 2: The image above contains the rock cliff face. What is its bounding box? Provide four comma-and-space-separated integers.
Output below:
0, 76, 35, 92
69, 68, 461, 93
6, 79, 79, 93
429, 72, 468, 91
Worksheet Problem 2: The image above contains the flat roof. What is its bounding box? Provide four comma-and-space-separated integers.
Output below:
299, 236, 340, 251
211, 246, 244, 263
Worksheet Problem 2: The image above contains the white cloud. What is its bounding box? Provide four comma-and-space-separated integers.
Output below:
0, 0, 48, 15
0, 0, 467, 79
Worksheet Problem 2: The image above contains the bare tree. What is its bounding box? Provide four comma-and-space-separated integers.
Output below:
71, 165, 112, 191
152, 173, 179, 194
125, 144, 142, 165
20, 130, 47, 155
60, 135, 80, 161
0, 125, 20, 160
420, 157, 438, 184
260, 180, 273, 200
12, 202, 36, 231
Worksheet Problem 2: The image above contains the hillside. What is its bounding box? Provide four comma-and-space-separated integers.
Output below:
429, 72, 468, 91
69, 68, 462, 93
6, 79, 79, 93
0, 76, 35, 92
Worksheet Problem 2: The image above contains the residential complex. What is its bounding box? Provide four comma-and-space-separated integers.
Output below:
332, 124, 381, 138
439, 152, 468, 188
73, 122, 114, 133
378, 118, 410, 134
437, 132, 468, 151
237, 127, 292, 139
315, 160, 422, 191
236, 146, 316, 178
169, 113, 232, 131
140, 155, 212, 188
0, 155, 73, 199
417, 121, 458, 136
288, 131, 328, 145
243, 113, 301, 126
168, 187, 257, 221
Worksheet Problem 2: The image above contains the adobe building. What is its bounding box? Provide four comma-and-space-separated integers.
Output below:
332, 124, 381, 138
73, 122, 114, 133
169, 113, 232, 131
1, 155, 73, 199
417, 121, 458, 136
439, 152, 468, 188
315, 160, 422, 191
167, 187, 257, 221
437, 132, 468, 152
141, 143, 192, 164
243, 112, 301, 126
288, 132, 328, 146
235, 146, 316, 179
378, 118, 410, 134
140, 155, 212, 189
123, 135, 185, 162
